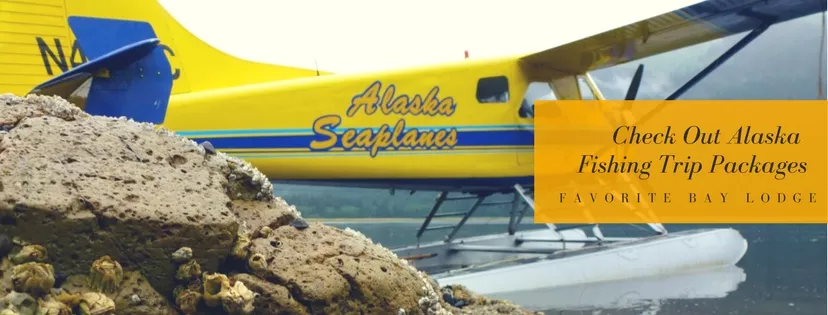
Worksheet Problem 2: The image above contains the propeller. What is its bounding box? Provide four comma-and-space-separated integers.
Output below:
624, 64, 645, 100
618, 64, 666, 235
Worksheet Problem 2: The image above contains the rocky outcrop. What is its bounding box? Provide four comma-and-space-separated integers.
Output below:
0, 94, 542, 315
0, 93, 285, 296
242, 223, 427, 314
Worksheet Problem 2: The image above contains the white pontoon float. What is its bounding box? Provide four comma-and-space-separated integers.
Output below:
391, 185, 749, 295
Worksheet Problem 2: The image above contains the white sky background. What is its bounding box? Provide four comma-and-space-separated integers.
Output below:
157, 0, 826, 100
158, 0, 703, 73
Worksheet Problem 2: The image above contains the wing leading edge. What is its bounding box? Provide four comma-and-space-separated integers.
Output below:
521, 0, 827, 75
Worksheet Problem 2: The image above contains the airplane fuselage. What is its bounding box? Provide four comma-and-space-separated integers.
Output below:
163, 56, 538, 193
3, 4, 539, 194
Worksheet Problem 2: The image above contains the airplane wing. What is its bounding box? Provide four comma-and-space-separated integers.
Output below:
521, 0, 826, 99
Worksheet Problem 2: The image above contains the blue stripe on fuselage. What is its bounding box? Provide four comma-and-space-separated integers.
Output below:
187, 129, 534, 150
273, 176, 535, 193
174, 124, 534, 138
228, 148, 532, 159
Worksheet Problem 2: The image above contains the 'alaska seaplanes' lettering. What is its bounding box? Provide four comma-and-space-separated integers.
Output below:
310, 81, 459, 157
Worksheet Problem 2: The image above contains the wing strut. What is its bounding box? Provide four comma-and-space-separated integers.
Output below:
665, 23, 772, 101
634, 20, 774, 128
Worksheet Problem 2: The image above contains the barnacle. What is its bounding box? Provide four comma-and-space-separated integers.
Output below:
221, 280, 258, 315
171, 247, 193, 264
11, 262, 55, 297
78, 292, 115, 315
37, 296, 73, 315
2, 291, 37, 315
174, 285, 202, 315
247, 253, 267, 275
88, 256, 123, 293
230, 232, 251, 260
254, 226, 272, 238
11, 237, 28, 246
175, 260, 201, 282
129, 294, 141, 305
202, 272, 231, 307
9, 245, 47, 264
54, 291, 80, 308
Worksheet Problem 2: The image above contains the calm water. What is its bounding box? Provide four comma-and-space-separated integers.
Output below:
327, 222, 827, 315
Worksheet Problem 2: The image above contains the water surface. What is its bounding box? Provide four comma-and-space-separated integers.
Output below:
326, 222, 827, 315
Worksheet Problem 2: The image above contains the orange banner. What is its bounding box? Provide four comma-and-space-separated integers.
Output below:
533, 100, 827, 224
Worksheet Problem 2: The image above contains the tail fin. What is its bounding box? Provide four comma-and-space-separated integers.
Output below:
0, 0, 321, 122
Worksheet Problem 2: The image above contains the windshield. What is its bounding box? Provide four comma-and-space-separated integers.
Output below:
520, 82, 557, 118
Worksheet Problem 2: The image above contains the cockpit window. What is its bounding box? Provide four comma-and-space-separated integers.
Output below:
519, 82, 557, 118
476, 76, 510, 103
577, 76, 597, 100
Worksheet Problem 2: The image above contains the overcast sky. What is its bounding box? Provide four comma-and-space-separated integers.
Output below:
590, 14, 827, 100
159, 0, 701, 72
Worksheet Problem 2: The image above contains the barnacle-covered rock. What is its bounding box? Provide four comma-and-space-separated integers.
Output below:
9, 245, 47, 265
60, 272, 179, 315
221, 280, 258, 315
0, 94, 240, 295
112, 271, 180, 315
175, 260, 201, 282
2, 291, 37, 315
88, 256, 123, 293
37, 296, 73, 315
171, 247, 193, 264
11, 262, 55, 297
229, 274, 308, 315
78, 292, 115, 315
202, 272, 230, 308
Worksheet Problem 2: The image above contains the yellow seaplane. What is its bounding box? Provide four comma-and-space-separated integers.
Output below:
2, 0, 824, 302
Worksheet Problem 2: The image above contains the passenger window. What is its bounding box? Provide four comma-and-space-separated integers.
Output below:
476, 76, 510, 103
519, 82, 557, 118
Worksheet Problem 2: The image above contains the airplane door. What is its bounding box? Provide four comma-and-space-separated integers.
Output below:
518, 77, 599, 166
517, 82, 557, 166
